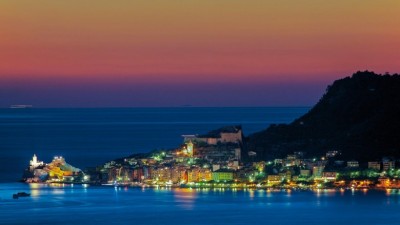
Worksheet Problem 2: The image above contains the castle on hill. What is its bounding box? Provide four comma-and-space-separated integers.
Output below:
23, 154, 84, 183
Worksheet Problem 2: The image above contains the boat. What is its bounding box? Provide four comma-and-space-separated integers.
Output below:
12, 192, 31, 199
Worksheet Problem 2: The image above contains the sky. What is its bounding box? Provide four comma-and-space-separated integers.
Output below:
0, 0, 399, 107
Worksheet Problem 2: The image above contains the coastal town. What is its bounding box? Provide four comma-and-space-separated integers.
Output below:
24, 125, 400, 190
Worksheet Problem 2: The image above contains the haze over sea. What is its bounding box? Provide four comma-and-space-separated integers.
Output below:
0, 107, 309, 182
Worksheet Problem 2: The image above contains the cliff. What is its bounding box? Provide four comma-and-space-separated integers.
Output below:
246, 71, 400, 162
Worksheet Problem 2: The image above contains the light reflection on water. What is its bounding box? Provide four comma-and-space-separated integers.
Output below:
1, 183, 400, 225
173, 188, 196, 210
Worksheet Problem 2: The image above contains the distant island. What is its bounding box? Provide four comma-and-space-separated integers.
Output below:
9, 105, 33, 109
23, 71, 400, 190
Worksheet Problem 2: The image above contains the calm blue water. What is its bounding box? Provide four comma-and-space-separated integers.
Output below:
0, 107, 309, 182
1, 183, 400, 225
1, 108, 398, 224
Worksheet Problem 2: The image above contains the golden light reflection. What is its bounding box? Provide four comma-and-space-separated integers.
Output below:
249, 189, 255, 199
29, 183, 40, 197
266, 189, 272, 198
173, 188, 197, 210
315, 189, 321, 198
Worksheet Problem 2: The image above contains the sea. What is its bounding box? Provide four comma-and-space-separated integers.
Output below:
1, 107, 400, 225
1, 183, 400, 225
0, 107, 308, 182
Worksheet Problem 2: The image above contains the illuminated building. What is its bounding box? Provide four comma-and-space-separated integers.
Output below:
171, 167, 188, 183
267, 175, 282, 184
181, 126, 243, 162
183, 126, 243, 145
187, 167, 211, 182
322, 172, 337, 181
212, 169, 234, 182
187, 169, 198, 182
29, 154, 44, 170
199, 168, 212, 181
152, 167, 172, 182
132, 168, 144, 182
46, 156, 82, 181
186, 141, 194, 157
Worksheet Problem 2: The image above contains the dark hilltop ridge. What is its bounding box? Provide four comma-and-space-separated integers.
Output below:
246, 71, 400, 162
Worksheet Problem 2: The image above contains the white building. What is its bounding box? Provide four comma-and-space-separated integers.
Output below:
30, 154, 44, 170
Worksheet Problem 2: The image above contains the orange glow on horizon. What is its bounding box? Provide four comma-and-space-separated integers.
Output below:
0, 0, 399, 83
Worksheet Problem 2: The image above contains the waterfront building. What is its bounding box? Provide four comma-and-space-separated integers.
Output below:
200, 168, 212, 182
187, 168, 201, 182
378, 177, 391, 188
234, 168, 257, 182
187, 167, 212, 182
180, 170, 188, 183
267, 175, 282, 184
171, 167, 187, 183
142, 167, 152, 179
152, 167, 172, 182
212, 169, 234, 182
322, 172, 337, 181
132, 168, 144, 182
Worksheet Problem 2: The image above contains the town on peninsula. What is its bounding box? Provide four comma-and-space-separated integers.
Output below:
23, 126, 400, 190
22, 72, 400, 191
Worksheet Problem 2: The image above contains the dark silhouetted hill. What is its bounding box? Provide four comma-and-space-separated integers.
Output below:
246, 71, 400, 162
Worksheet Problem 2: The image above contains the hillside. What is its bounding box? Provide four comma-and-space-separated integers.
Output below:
246, 71, 400, 162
